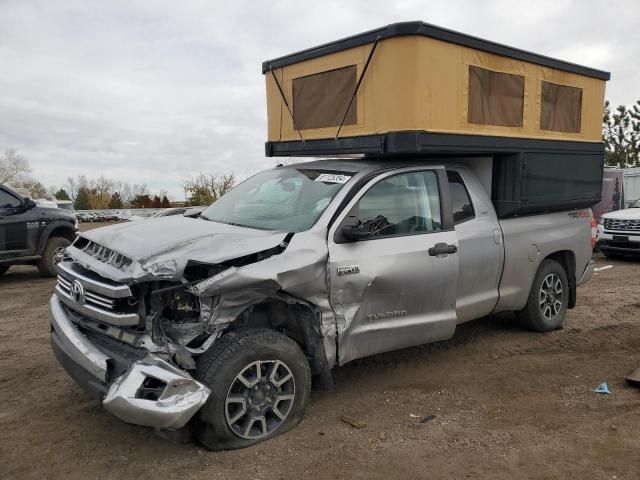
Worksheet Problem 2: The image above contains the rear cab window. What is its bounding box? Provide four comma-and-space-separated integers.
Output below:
446, 170, 475, 224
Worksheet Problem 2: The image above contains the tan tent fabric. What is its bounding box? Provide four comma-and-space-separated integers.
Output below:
541, 81, 582, 133
292, 65, 357, 130
468, 66, 524, 127
265, 35, 607, 143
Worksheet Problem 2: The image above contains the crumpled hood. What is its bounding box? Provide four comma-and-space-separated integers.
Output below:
602, 208, 640, 221
75, 216, 290, 281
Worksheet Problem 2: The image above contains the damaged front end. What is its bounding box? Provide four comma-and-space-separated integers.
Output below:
50, 218, 334, 432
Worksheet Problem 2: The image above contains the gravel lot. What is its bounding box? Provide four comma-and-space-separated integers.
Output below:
1, 223, 639, 479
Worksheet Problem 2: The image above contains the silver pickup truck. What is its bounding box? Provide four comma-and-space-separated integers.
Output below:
50, 159, 594, 450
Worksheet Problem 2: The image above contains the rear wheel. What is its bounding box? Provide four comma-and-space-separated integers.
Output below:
195, 328, 311, 451
517, 259, 569, 332
37, 237, 71, 277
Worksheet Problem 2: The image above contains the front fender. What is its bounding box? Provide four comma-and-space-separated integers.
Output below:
37, 222, 77, 254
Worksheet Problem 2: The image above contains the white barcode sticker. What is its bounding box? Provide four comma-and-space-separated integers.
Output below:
315, 173, 351, 184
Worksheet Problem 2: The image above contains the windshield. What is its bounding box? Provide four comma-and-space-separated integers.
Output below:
201, 168, 352, 232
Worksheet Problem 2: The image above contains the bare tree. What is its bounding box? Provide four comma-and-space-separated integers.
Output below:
0, 149, 31, 184
14, 178, 48, 199
183, 173, 236, 206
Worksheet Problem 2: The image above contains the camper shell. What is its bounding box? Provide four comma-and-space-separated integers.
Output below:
263, 21, 609, 217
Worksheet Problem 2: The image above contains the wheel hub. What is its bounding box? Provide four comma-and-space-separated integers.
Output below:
225, 360, 295, 440
539, 273, 564, 321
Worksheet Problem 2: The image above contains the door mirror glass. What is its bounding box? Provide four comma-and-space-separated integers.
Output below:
25, 198, 37, 210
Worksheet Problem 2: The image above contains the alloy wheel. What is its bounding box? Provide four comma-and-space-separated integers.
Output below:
225, 360, 295, 440
539, 273, 563, 320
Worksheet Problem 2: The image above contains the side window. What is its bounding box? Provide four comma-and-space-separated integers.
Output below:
355, 171, 442, 238
0, 189, 22, 209
446, 171, 475, 224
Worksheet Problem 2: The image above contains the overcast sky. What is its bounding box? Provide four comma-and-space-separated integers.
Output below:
1, 0, 639, 200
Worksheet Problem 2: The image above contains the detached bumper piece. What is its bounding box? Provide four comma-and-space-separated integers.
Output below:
103, 356, 210, 430
49, 294, 210, 430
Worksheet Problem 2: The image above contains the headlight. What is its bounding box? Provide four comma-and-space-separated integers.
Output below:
597, 217, 604, 225
145, 259, 178, 277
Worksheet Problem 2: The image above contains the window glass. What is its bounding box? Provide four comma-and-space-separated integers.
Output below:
201, 168, 350, 232
0, 189, 21, 208
468, 65, 525, 127
447, 171, 475, 224
293, 65, 357, 130
355, 171, 441, 238
540, 81, 582, 133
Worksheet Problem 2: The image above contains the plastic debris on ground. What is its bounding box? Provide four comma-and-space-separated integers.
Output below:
593, 382, 611, 394
594, 265, 613, 272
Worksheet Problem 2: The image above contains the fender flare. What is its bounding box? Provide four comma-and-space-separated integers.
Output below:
36, 222, 77, 255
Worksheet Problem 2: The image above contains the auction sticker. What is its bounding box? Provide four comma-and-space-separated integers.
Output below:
315, 173, 351, 184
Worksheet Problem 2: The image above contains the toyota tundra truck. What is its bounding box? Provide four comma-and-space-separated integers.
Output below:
49, 159, 595, 450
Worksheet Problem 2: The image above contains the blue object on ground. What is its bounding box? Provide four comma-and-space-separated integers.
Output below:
593, 382, 610, 394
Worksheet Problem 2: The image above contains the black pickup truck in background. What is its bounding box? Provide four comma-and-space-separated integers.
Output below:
0, 183, 77, 277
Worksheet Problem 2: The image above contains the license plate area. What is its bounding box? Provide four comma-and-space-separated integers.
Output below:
612, 235, 629, 243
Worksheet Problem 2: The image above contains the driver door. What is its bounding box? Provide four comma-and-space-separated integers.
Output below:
0, 188, 30, 258
328, 167, 459, 365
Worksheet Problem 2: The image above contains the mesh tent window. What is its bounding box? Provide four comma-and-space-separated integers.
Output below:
292, 65, 357, 130
468, 66, 524, 127
540, 81, 582, 133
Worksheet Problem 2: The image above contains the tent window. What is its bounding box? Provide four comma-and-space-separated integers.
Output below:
468, 66, 524, 127
541, 81, 582, 133
292, 65, 357, 130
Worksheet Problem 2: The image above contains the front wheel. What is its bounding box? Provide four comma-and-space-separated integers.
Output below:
37, 237, 71, 277
195, 328, 311, 451
517, 259, 569, 332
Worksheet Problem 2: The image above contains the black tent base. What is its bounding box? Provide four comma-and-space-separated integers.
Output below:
265, 131, 604, 219
265, 130, 604, 157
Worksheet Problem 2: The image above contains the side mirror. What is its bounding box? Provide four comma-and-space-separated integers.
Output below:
183, 207, 202, 218
341, 223, 371, 242
24, 198, 37, 210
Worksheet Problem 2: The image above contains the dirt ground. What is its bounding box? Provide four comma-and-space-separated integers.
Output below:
1, 223, 639, 479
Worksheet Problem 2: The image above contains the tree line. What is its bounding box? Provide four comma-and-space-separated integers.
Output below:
1, 149, 236, 210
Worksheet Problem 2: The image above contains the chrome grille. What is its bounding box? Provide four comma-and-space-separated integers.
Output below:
74, 238, 133, 270
604, 218, 640, 232
54, 262, 139, 326
57, 275, 116, 310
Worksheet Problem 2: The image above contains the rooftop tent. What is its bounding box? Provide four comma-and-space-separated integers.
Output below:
262, 22, 609, 217
263, 21, 609, 157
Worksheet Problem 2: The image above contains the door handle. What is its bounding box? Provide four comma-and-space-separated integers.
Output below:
428, 242, 457, 256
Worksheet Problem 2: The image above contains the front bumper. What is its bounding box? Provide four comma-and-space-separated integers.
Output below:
49, 295, 210, 430
596, 229, 640, 255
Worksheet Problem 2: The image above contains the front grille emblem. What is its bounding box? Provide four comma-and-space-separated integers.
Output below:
70, 280, 85, 305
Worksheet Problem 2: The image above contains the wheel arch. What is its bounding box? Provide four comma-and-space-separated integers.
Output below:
543, 250, 576, 309
36, 223, 77, 254
224, 294, 333, 390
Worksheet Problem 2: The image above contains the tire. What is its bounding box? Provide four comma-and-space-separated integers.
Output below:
195, 328, 311, 451
517, 259, 569, 332
37, 237, 71, 277
0, 265, 9, 276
